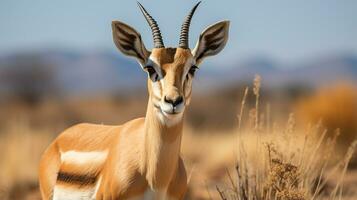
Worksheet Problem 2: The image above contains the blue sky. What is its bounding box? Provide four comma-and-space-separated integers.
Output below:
1, 0, 357, 65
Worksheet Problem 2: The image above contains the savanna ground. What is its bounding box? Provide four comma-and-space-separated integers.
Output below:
0, 77, 356, 200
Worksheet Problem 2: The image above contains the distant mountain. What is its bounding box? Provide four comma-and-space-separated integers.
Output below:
199, 53, 357, 89
0, 49, 356, 96
286, 53, 357, 86
0, 49, 147, 95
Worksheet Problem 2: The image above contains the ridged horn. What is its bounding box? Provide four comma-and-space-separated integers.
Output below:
137, 2, 165, 48
178, 1, 201, 49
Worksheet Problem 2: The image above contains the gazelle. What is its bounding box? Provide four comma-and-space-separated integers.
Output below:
39, 2, 229, 199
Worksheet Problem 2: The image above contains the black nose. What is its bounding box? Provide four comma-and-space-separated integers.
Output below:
164, 96, 183, 107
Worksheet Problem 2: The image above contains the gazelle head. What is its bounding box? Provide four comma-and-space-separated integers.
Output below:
112, 2, 229, 124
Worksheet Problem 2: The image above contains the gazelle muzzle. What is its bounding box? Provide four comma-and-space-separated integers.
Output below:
162, 95, 184, 115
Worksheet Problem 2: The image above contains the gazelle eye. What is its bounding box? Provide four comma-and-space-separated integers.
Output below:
144, 65, 155, 75
188, 65, 198, 76
144, 66, 159, 82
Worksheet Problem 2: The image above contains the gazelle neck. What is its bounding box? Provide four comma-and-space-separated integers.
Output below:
142, 97, 184, 189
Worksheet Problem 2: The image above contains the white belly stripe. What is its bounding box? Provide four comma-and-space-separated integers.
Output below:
60, 150, 108, 165
53, 185, 96, 200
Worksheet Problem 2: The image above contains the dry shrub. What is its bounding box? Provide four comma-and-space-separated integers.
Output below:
295, 83, 357, 147
220, 129, 357, 200
216, 76, 357, 200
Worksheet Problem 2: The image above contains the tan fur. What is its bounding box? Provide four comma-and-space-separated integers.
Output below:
39, 17, 229, 198
39, 49, 190, 200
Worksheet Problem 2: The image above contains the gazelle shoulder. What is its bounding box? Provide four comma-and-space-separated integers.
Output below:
119, 117, 146, 135
56, 123, 122, 152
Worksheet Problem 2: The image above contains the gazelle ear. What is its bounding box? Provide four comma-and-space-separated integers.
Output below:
192, 21, 230, 65
112, 20, 150, 66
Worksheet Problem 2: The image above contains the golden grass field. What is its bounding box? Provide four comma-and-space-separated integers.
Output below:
0, 77, 356, 200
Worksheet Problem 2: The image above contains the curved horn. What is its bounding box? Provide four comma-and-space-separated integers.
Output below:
179, 1, 201, 49
137, 2, 165, 48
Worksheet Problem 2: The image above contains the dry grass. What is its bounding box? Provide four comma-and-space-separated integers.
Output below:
0, 119, 356, 200
0, 119, 54, 200
214, 77, 357, 200
295, 83, 357, 148
0, 78, 356, 200
215, 126, 357, 200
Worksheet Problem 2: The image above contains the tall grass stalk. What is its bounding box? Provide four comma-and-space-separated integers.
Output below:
217, 77, 357, 200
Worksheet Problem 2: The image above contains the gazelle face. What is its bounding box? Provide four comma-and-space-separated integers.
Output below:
112, 2, 229, 123
146, 48, 195, 119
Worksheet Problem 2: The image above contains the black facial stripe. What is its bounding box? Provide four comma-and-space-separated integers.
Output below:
57, 171, 97, 186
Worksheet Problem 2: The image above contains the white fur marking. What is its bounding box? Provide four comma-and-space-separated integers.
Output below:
148, 56, 163, 78
156, 110, 183, 127
91, 176, 102, 199
60, 150, 108, 165
53, 185, 96, 200
152, 81, 162, 97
